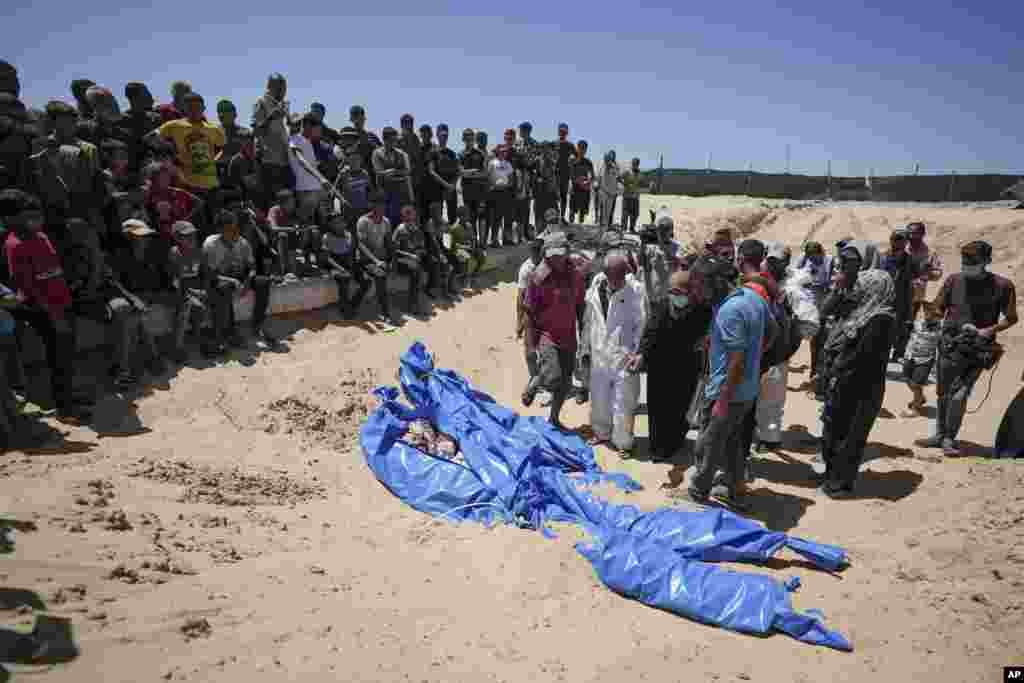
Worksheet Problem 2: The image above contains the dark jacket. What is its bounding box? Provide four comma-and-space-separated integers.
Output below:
637, 300, 713, 374
881, 251, 914, 324
825, 315, 896, 399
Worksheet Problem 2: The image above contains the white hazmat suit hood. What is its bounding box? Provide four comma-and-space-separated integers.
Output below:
579, 270, 647, 451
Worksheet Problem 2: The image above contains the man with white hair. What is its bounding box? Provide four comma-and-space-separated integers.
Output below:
579, 251, 647, 453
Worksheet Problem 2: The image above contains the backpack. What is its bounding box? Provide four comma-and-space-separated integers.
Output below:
761, 296, 800, 371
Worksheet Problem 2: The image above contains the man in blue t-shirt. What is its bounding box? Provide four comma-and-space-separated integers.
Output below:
686, 255, 772, 509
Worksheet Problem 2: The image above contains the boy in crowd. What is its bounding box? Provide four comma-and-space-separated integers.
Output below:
372, 127, 413, 228
288, 112, 330, 224
355, 194, 395, 323
390, 205, 431, 315
151, 92, 224, 200
423, 201, 458, 298
337, 146, 371, 233
221, 191, 275, 277
487, 142, 518, 246
458, 128, 488, 247
166, 220, 209, 361
100, 139, 136, 192
2, 191, 90, 422
225, 129, 264, 208
142, 161, 201, 240
202, 209, 276, 353
63, 217, 153, 387
268, 189, 319, 276
569, 140, 594, 225
111, 219, 166, 380
620, 158, 642, 231
902, 301, 942, 415
216, 99, 249, 184
30, 100, 107, 242
446, 205, 484, 289
320, 212, 369, 319
427, 124, 460, 224
119, 81, 162, 179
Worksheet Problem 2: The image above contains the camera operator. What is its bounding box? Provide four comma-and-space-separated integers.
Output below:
917, 241, 1017, 456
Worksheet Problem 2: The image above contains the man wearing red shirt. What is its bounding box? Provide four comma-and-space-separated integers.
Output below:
523, 231, 587, 430
1, 190, 90, 422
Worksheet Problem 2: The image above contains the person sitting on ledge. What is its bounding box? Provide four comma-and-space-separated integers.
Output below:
202, 209, 277, 354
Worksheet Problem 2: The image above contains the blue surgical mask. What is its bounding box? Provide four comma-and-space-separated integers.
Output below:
669, 293, 689, 310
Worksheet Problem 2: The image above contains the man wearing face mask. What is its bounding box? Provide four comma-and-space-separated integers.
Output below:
522, 231, 587, 431
578, 251, 646, 454
683, 254, 769, 510
631, 269, 713, 462
812, 239, 878, 398
705, 228, 735, 261
917, 241, 1017, 456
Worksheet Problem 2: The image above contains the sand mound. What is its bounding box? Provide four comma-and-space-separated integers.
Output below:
640, 196, 1024, 336
260, 371, 378, 451
128, 458, 325, 507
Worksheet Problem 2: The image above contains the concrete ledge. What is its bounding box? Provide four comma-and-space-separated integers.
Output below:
15, 245, 530, 365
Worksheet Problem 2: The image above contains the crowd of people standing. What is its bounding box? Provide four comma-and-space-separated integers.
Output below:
0, 61, 642, 442
519, 213, 1018, 510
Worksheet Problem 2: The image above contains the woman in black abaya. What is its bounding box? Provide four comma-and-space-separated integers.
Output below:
818, 267, 897, 498
631, 270, 712, 462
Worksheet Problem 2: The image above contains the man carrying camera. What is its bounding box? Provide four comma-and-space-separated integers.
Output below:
917, 240, 1017, 456
638, 213, 681, 309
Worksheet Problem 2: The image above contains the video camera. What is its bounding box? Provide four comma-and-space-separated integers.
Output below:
638, 223, 662, 245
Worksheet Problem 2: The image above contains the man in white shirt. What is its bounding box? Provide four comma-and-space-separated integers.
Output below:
288, 112, 329, 224
488, 144, 517, 246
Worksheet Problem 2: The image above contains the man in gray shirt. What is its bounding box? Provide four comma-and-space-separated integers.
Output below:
202, 209, 276, 352
251, 73, 292, 199
356, 193, 395, 322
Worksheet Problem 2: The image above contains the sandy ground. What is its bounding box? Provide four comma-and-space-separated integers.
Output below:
2, 196, 1023, 682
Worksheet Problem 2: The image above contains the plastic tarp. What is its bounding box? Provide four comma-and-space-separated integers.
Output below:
784, 267, 821, 339
359, 342, 852, 650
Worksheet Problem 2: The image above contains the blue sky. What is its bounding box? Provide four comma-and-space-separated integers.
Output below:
6, 0, 1022, 176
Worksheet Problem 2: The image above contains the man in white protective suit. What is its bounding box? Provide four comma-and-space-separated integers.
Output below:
579, 251, 647, 454
755, 241, 793, 448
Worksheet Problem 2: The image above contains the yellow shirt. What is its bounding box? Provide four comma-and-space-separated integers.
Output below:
158, 119, 225, 190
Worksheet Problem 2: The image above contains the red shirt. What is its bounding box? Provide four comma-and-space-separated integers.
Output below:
267, 205, 294, 228
526, 263, 587, 352
5, 232, 72, 317
157, 103, 183, 125
145, 186, 196, 237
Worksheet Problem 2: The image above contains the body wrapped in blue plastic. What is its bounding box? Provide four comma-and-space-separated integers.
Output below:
359, 342, 852, 651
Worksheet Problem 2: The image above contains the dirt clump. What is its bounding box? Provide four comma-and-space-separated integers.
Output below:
260, 371, 378, 451
128, 459, 325, 507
